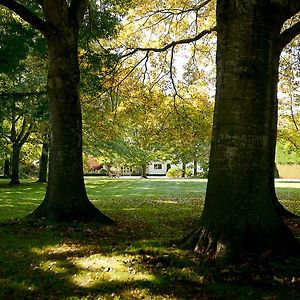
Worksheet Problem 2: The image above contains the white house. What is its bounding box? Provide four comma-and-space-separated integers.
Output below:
147, 161, 202, 176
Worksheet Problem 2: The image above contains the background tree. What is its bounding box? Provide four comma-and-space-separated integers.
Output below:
36, 130, 49, 183
0, 31, 48, 184
0, 0, 130, 222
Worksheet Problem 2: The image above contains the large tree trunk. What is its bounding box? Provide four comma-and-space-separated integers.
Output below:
28, 6, 113, 223
9, 144, 21, 185
36, 136, 49, 183
185, 1, 300, 261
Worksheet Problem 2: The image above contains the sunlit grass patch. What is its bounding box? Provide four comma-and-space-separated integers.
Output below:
70, 254, 156, 288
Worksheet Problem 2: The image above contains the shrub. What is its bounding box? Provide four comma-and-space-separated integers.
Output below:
166, 168, 183, 178
185, 168, 193, 178
20, 162, 38, 179
98, 168, 108, 175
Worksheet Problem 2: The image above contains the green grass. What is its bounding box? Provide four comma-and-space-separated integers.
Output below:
0, 177, 300, 299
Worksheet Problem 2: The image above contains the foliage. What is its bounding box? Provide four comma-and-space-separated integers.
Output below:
82, 68, 213, 170
0, 53, 48, 181
0, 7, 46, 74
277, 34, 300, 157
185, 167, 193, 177
98, 168, 108, 175
276, 143, 300, 165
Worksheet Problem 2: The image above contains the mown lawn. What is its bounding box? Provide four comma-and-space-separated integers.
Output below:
0, 177, 300, 299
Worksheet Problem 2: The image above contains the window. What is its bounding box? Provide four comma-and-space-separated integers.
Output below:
154, 163, 162, 170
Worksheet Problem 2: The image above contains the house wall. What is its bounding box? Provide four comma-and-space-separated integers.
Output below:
148, 162, 168, 175
147, 161, 186, 175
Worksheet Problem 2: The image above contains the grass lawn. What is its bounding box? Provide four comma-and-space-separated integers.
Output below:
0, 177, 300, 299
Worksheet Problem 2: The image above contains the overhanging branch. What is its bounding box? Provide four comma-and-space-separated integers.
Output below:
122, 26, 216, 58
0, 0, 51, 35
125, 0, 213, 26
277, 21, 300, 52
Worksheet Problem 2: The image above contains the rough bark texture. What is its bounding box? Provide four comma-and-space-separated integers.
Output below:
186, 1, 300, 261
27, 2, 113, 223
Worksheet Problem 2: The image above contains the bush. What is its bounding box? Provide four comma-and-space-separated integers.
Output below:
193, 169, 209, 178
166, 168, 183, 178
20, 162, 38, 179
98, 168, 108, 175
185, 168, 193, 178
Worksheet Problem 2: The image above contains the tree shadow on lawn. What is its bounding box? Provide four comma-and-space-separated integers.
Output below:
1, 220, 300, 300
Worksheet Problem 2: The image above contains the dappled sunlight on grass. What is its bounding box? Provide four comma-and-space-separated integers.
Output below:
71, 254, 156, 288
153, 200, 180, 204
1, 178, 300, 298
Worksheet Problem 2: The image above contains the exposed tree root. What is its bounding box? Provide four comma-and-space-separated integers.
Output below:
27, 198, 114, 224
275, 201, 300, 219
181, 222, 300, 264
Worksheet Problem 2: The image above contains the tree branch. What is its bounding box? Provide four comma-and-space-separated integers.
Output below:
20, 121, 33, 146
125, 0, 212, 26
277, 21, 300, 52
0, 0, 51, 35
122, 26, 217, 57
0, 90, 47, 98
69, 0, 88, 29
16, 117, 28, 143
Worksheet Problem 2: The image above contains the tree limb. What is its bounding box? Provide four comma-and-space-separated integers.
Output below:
122, 26, 217, 57
0, 0, 51, 35
69, 0, 88, 29
19, 121, 33, 146
125, 0, 212, 26
0, 90, 47, 99
277, 21, 300, 52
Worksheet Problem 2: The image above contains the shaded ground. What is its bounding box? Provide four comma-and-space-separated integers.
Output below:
0, 178, 300, 299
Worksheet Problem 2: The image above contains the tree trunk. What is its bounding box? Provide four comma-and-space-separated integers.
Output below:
9, 144, 21, 185
182, 162, 186, 178
185, 1, 300, 261
141, 164, 147, 178
36, 137, 49, 183
27, 13, 113, 223
3, 159, 10, 178
193, 160, 197, 177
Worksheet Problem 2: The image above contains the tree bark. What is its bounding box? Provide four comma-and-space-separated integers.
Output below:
27, 3, 113, 223
3, 159, 10, 178
9, 144, 20, 185
193, 160, 197, 177
141, 164, 147, 178
185, 1, 300, 261
36, 136, 49, 183
182, 162, 186, 177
